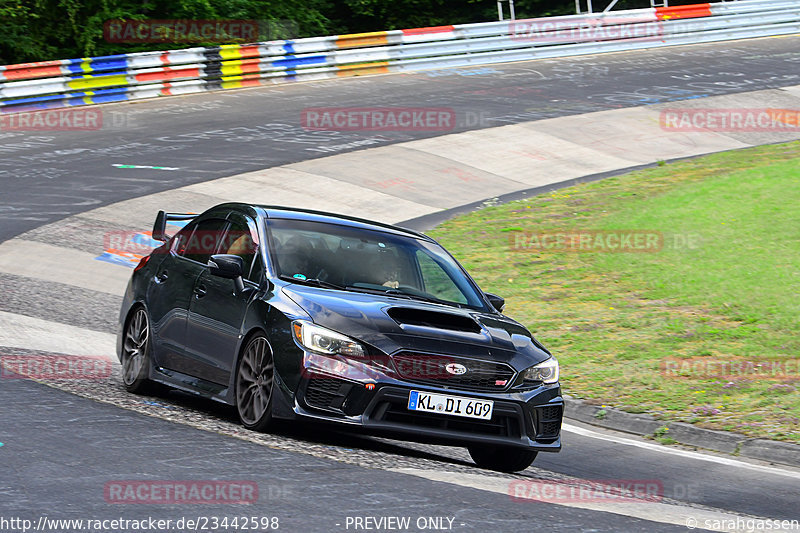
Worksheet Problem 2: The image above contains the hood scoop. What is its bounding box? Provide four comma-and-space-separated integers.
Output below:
386, 307, 482, 334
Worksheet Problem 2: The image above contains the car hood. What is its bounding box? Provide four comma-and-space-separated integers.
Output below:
281, 284, 551, 370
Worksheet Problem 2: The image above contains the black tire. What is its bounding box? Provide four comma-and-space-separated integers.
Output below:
235, 334, 275, 432
121, 307, 155, 394
468, 445, 538, 473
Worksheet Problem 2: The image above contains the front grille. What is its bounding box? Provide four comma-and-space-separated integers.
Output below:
303, 376, 354, 412
391, 352, 515, 392
372, 396, 522, 439
533, 404, 563, 440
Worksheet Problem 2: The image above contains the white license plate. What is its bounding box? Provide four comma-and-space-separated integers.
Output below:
408, 390, 494, 420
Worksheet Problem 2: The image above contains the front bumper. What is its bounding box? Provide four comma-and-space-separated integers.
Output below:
289, 352, 563, 451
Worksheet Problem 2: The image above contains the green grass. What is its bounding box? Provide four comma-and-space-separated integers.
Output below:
429, 142, 800, 442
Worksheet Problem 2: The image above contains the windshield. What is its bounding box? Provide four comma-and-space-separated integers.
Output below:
266, 218, 487, 309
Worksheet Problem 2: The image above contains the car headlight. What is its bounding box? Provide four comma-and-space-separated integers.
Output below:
292, 321, 366, 358
522, 357, 559, 384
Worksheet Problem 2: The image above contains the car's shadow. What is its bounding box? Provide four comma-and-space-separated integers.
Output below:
143, 384, 475, 469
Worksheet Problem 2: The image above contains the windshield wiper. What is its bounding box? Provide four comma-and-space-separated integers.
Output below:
385, 289, 445, 305
278, 275, 347, 291
346, 285, 457, 307
344, 285, 414, 299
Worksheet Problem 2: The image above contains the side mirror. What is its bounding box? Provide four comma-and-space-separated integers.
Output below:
208, 254, 245, 293
485, 292, 505, 313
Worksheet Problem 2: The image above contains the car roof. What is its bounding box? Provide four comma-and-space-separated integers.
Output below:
214, 203, 432, 241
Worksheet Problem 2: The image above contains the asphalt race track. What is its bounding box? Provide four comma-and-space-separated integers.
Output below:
2, 36, 800, 532
3, 36, 800, 242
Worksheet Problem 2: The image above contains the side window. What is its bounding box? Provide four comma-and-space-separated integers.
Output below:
181, 218, 228, 265
415, 250, 468, 304
171, 223, 194, 257
248, 253, 264, 283
220, 219, 260, 281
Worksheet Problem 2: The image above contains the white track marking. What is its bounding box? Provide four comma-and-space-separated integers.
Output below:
0, 311, 117, 360
0, 240, 130, 296
563, 423, 800, 479
393, 468, 776, 533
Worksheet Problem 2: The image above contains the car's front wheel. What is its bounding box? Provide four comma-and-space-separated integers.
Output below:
121, 307, 154, 394
468, 444, 538, 473
235, 334, 275, 432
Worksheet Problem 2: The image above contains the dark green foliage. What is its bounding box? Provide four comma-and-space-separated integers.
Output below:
0, 0, 336, 62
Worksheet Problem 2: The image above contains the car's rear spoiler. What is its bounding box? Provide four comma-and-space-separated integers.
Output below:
152, 211, 198, 242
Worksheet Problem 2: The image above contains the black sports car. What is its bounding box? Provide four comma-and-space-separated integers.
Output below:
117, 203, 562, 472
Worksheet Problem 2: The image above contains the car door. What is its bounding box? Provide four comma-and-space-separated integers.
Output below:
184, 214, 262, 385
148, 216, 229, 377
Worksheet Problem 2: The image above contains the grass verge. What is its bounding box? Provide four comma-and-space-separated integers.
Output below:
429, 141, 800, 442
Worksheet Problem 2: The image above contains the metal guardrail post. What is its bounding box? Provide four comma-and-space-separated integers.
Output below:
497, 0, 516, 20
578, 0, 675, 13
576, 0, 595, 14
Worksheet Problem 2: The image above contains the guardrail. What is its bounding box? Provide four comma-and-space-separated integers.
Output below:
1, 0, 799, 114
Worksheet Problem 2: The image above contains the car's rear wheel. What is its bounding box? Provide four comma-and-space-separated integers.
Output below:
121, 307, 154, 394
235, 334, 275, 432
468, 445, 538, 473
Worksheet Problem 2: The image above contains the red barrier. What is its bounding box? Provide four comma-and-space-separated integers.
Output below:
133, 66, 202, 83
656, 3, 712, 20
402, 25, 455, 36
1, 63, 64, 81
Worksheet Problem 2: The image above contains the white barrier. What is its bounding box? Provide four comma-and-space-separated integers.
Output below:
1, 0, 798, 113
